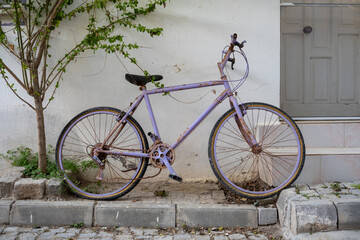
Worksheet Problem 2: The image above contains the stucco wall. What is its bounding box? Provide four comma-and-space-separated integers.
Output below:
0, 0, 280, 180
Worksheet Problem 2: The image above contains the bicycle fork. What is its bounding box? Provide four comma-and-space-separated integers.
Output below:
229, 96, 261, 152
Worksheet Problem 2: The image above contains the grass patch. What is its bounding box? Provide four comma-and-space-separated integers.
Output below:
351, 184, 360, 190
1, 146, 62, 179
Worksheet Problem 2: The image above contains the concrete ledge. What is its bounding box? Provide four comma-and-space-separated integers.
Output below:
290, 200, 337, 234
333, 199, 360, 230
177, 204, 257, 228
10, 200, 94, 227
95, 202, 175, 228
0, 200, 13, 224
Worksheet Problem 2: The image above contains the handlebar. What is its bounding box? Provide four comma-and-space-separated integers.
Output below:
218, 33, 250, 91
227, 33, 246, 70
231, 33, 246, 50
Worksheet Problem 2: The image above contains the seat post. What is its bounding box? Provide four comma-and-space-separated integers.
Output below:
142, 87, 161, 140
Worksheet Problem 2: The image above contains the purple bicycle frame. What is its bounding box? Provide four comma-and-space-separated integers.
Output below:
98, 38, 258, 176
101, 80, 245, 155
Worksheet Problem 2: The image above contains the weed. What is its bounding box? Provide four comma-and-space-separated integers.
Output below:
301, 194, 310, 199
70, 222, 84, 229
351, 184, 360, 190
294, 185, 300, 194
2, 146, 62, 179
330, 182, 341, 192
154, 190, 168, 197
331, 192, 341, 198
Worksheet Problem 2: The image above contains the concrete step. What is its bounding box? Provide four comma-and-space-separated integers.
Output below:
276, 182, 360, 237
293, 121, 360, 184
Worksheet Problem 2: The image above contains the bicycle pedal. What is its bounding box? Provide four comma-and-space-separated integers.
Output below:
169, 173, 183, 182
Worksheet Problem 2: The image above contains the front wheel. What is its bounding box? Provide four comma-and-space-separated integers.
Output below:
56, 107, 149, 200
208, 102, 305, 199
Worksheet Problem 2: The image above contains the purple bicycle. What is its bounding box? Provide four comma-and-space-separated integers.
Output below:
56, 34, 305, 200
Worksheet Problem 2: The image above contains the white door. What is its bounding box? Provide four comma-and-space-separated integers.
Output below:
281, 0, 360, 117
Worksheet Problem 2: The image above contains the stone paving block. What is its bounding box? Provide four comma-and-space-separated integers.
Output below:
0, 175, 20, 198
10, 200, 94, 226
14, 178, 46, 200
308, 184, 326, 190
290, 200, 337, 234
194, 236, 211, 240
17, 232, 37, 240
228, 234, 246, 240
333, 199, 360, 230
295, 184, 310, 191
45, 178, 63, 198
177, 204, 257, 228
350, 189, 360, 196
95, 202, 175, 228
299, 190, 319, 197
315, 187, 333, 196
0, 233, 17, 240
290, 230, 360, 240
258, 207, 278, 226
116, 235, 134, 240
0, 200, 13, 224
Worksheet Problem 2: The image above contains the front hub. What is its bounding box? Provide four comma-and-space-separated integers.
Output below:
251, 144, 262, 154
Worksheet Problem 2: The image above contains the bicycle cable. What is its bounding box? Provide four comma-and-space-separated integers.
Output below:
221, 46, 250, 93
168, 89, 216, 104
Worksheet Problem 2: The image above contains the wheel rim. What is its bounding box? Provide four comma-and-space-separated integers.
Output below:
213, 105, 303, 196
57, 110, 145, 198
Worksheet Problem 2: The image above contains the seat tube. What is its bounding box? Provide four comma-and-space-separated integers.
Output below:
142, 87, 161, 140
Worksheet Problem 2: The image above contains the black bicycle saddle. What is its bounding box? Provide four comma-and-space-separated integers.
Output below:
125, 74, 163, 86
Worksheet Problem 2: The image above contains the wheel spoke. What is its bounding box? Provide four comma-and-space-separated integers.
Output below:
210, 103, 305, 199
57, 108, 148, 200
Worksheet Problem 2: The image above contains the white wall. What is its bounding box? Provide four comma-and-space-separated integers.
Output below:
0, 0, 280, 180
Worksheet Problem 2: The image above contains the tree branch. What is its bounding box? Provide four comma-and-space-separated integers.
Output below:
34, 0, 65, 69
0, 60, 27, 90
1, 73, 35, 110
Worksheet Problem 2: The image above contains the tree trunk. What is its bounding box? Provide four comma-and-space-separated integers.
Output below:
33, 90, 47, 173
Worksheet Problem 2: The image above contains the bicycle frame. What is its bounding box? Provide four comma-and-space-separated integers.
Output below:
96, 39, 259, 174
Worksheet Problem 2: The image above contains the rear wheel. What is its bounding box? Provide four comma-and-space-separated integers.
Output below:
208, 102, 305, 199
56, 107, 148, 200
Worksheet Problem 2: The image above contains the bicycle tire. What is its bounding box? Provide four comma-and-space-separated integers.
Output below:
208, 102, 305, 199
56, 107, 149, 200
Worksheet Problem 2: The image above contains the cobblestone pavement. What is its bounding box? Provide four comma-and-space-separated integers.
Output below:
0, 225, 283, 240
295, 181, 360, 200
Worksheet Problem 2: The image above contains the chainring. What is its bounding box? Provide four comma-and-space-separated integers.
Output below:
149, 143, 175, 169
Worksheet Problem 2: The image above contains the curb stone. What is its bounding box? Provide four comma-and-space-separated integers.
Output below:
0, 200, 13, 225
95, 202, 176, 228
177, 204, 257, 228
290, 200, 337, 234
10, 200, 94, 227
332, 198, 360, 230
